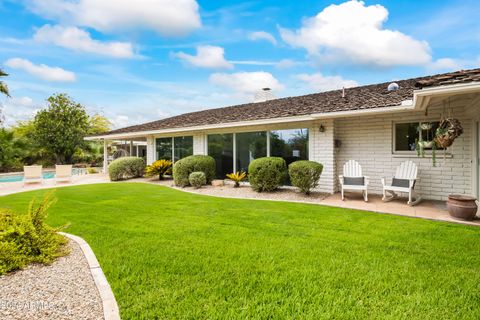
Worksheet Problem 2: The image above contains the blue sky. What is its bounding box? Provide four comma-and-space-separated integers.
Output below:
1, 0, 479, 128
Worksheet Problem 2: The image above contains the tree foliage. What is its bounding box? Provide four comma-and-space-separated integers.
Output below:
33, 94, 89, 164
0, 69, 10, 98
0, 128, 25, 172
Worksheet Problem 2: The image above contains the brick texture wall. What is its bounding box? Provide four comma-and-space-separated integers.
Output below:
335, 104, 473, 200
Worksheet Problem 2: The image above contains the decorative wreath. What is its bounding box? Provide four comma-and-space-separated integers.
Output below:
434, 118, 463, 148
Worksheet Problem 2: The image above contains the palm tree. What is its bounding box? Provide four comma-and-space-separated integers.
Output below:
0, 69, 10, 97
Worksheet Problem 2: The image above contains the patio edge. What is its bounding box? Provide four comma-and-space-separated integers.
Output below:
59, 232, 120, 320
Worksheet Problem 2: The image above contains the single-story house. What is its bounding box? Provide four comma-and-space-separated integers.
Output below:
87, 68, 480, 201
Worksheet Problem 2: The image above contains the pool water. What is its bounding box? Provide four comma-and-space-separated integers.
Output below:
0, 169, 83, 183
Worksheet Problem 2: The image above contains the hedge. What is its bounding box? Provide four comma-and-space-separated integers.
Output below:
173, 155, 216, 187
189, 171, 206, 189
248, 157, 287, 192
288, 160, 323, 195
108, 157, 145, 181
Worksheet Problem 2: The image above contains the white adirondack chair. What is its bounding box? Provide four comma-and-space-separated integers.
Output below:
55, 164, 73, 183
339, 160, 369, 202
382, 161, 422, 206
23, 165, 43, 185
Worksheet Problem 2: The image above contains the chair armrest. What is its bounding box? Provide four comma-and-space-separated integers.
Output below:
338, 175, 344, 185
364, 176, 369, 186
381, 177, 387, 186
408, 179, 416, 188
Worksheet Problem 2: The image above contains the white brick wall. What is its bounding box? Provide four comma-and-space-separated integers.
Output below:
309, 119, 336, 193
146, 135, 155, 165
193, 134, 206, 155
335, 103, 473, 200
143, 102, 476, 199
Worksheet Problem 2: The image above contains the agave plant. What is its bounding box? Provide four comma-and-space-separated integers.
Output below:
226, 171, 247, 188
145, 159, 173, 180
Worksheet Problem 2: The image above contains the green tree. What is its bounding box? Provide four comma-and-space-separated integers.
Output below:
12, 120, 54, 166
88, 113, 112, 135
0, 69, 10, 97
0, 128, 25, 172
34, 94, 89, 164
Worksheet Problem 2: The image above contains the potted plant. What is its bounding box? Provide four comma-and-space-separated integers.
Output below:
447, 194, 478, 221
434, 118, 464, 149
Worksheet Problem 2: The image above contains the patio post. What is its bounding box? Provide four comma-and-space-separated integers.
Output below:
103, 139, 108, 173
130, 140, 133, 156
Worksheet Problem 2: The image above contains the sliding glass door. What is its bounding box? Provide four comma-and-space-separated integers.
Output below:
270, 129, 309, 166
207, 134, 234, 178
207, 128, 308, 180
156, 136, 193, 162
235, 131, 267, 172
173, 136, 193, 162
156, 137, 172, 161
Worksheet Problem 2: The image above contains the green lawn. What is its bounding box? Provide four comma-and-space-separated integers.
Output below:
1, 183, 479, 319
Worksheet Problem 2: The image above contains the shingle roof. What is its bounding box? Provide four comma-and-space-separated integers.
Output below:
96, 68, 480, 136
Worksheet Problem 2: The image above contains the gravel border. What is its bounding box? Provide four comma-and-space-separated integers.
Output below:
60, 233, 120, 320
0, 237, 103, 320
143, 178, 329, 204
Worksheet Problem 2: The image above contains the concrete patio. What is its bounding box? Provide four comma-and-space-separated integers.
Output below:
320, 192, 480, 227
0, 173, 110, 196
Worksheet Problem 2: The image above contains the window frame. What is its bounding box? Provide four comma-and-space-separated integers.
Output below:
206, 128, 310, 174
392, 120, 450, 155
155, 135, 193, 162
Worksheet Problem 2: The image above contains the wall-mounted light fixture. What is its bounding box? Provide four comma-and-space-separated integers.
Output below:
319, 124, 325, 132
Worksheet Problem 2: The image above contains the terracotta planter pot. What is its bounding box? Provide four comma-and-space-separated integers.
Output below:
447, 195, 478, 221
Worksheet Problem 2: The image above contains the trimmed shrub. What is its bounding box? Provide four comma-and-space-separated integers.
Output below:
173, 155, 216, 187
189, 171, 206, 189
248, 157, 287, 192
0, 193, 68, 275
108, 157, 145, 181
288, 160, 323, 195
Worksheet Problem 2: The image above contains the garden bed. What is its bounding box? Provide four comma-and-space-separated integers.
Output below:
0, 239, 102, 320
149, 178, 329, 204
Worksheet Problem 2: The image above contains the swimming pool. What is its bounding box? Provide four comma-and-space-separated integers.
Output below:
0, 168, 84, 183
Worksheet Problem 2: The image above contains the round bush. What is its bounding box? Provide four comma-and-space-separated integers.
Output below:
288, 160, 323, 195
248, 157, 287, 192
189, 171, 206, 189
173, 155, 216, 187
108, 157, 145, 181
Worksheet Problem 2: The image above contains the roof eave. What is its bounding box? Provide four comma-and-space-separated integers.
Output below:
85, 81, 480, 141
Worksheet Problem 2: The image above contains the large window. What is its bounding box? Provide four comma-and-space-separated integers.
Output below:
156, 137, 172, 161
270, 129, 309, 166
208, 134, 234, 178
174, 136, 193, 161
156, 136, 193, 161
236, 131, 267, 172
207, 129, 309, 181
394, 121, 441, 152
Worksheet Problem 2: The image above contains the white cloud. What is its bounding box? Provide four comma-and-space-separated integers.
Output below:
428, 58, 463, 72
175, 45, 233, 69
296, 73, 358, 92
248, 31, 277, 45
4, 58, 76, 82
427, 57, 480, 72
0, 96, 39, 126
27, 0, 201, 36
209, 71, 284, 93
279, 0, 431, 67
34, 25, 134, 58
275, 59, 301, 69
109, 115, 130, 128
